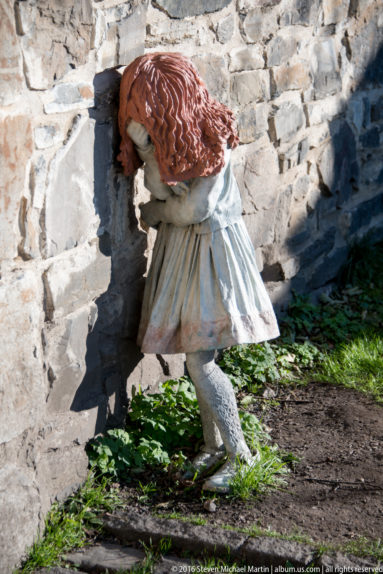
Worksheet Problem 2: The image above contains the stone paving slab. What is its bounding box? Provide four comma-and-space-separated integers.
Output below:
63, 541, 145, 573
103, 510, 378, 571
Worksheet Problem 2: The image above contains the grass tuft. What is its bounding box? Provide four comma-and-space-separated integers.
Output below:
320, 334, 383, 402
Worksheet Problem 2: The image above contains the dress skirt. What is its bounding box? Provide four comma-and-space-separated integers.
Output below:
137, 219, 280, 354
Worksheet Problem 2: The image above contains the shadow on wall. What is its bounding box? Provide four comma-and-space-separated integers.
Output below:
71, 68, 148, 435
271, 41, 383, 299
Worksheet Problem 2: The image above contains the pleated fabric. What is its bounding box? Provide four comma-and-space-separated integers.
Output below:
137, 219, 280, 354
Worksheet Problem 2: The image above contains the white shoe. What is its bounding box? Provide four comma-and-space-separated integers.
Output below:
202, 453, 260, 494
182, 446, 226, 480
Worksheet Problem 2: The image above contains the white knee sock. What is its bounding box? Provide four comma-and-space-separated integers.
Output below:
186, 350, 251, 461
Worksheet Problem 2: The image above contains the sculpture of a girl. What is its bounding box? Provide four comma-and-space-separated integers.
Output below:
118, 52, 280, 493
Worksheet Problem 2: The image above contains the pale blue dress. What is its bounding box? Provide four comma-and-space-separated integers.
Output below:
136, 144, 280, 354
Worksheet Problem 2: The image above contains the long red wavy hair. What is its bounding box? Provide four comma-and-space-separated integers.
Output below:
118, 52, 239, 185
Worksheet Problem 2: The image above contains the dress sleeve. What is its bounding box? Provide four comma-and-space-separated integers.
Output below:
160, 147, 231, 227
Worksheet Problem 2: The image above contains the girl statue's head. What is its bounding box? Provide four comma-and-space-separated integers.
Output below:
118, 52, 239, 185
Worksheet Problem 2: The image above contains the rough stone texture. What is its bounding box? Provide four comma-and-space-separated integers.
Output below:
0, 114, 33, 260
16, 0, 93, 90
0, 466, 41, 574
0, 0, 24, 106
44, 116, 99, 257
152, 0, 231, 19
231, 70, 271, 105
0, 270, 45, 444
64, 542, 145, 572
2, 0, 383, 570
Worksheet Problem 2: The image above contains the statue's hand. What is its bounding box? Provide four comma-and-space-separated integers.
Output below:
127, 120, 151, 149
139, 200, 163, 228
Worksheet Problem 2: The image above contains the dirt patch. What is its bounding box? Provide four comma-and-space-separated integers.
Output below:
121, 382, 383, 548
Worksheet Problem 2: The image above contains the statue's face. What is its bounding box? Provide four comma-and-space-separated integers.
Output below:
127, 120, 150, 149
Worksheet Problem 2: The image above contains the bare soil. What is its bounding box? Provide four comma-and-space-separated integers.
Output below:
121, 382, 383, 548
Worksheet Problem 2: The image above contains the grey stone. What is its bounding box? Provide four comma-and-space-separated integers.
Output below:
0, 114, 33, 260
308, 246, 349, 288
0, 0, 24, 106
104, 511, 247, 558
242, 536, 315, 567
323, 0, 350, 24
45, 306, 90, 412
44, 83, 94, 114
310, 38, 342, 99
266, 34, 297, 67
242, 7, 279, 41
299, 228, 336, 267
0, 270, 45, 444
359, 126, 380, 148
229, 46, 264, 72
34, 125, 61, 150
317, 120, 358, 203
17, 0, 93, 90
216, 14, 234, 43
192, 54, 229, 104
0, 465, 41, 574
118, 3, 147, 65
231, 70, 270, 106
65, 542, 145, 572
43, 242, 111, 320
45, 116, 99, 257
318, 550, 377, 572
268, 102, 305, 143
286, 0, 321, 26
152, 0, 231, 18
272, 63, 311, 95
349, 193, 383, 235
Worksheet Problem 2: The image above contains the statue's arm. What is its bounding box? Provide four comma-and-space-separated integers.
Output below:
141, 147, 230, 228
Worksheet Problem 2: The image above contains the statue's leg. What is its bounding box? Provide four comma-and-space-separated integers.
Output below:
186, 350, 251, 461
195, 384, 224, 453
186, 350, 256, 492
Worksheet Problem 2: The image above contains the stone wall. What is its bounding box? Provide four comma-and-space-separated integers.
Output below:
0, 0, 382, 571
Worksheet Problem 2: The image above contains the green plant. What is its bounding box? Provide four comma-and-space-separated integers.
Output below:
320, 334, 383, 402
16, 472, 123, 573
229, 445, 289, 500
87, 378, 203, 480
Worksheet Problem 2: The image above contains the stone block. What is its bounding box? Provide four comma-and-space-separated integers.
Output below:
229, 46, 264, 72
349, 194, 383, 235
0, 465, 40, 574
152, 0, 231, 18
231, 70, 270, 106
96, 21, 118, 70
0, 0, 24, 106
323, 0, 350, 24
359, 126, 380, 148
118, 3, 147, 65
43, 242, 111, 320
371, 96, 383, 122
17, 0, 93, 90
299, 228, 336, 267
0, 270, 45, 444
216, 14, 234, 43
266, 33, 297, 67
0, 114, 33, 261
308, 246, 349, 288
285, 0, 321, 26
243, 211, 276, 247
34, 125, 61, 150
45, 306, 90, 412
65, 543, 145, 572
44, 116, 99, 258
306, 94, 345, 126
242, 8, 279, 41
44, 83, 94, 114
272, 63, 311, 95
317, 120, 358, 203
192, 55, 229, 104
310, 38, 342, 99
237, 103, 269, 144
268, 101, 305, 143
243, 145, 280, 211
